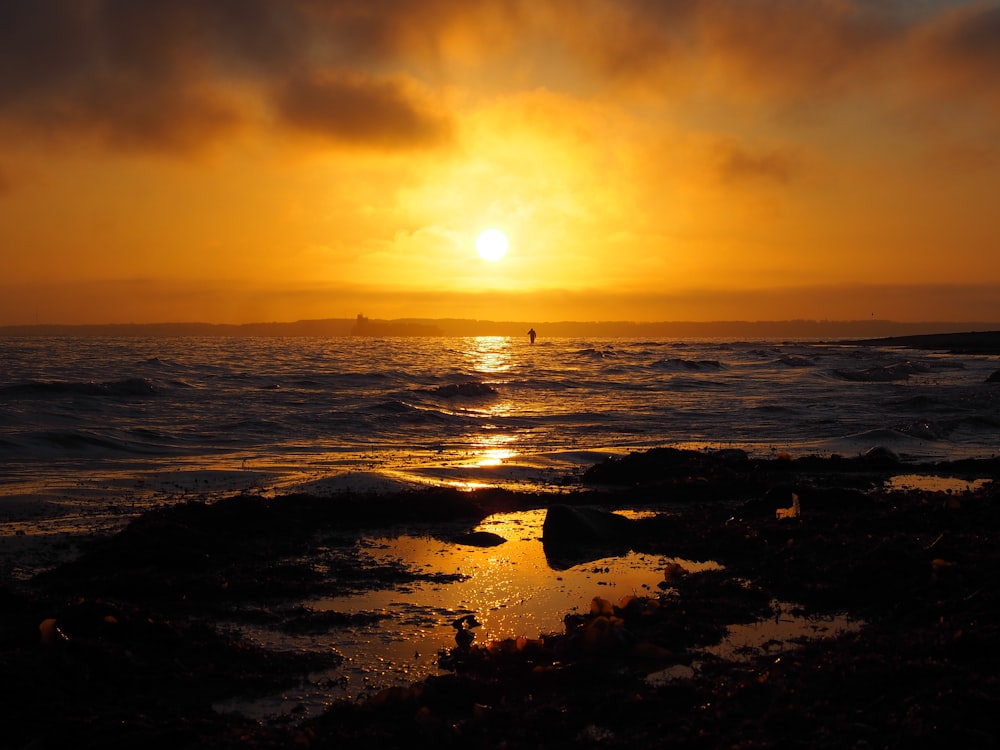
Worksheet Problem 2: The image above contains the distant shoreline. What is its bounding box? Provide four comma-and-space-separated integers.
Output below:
2, 318, 999, 340
846, 330, 1000, 354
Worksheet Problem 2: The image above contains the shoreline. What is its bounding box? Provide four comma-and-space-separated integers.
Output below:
846, 329, 1000, 354
4, 443, 998, 580
3, 447, 999, 747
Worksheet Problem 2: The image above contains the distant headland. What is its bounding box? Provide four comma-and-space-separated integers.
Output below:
2, 316, 999, 343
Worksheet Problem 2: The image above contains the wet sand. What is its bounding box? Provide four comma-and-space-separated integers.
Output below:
3, 448, 999, 748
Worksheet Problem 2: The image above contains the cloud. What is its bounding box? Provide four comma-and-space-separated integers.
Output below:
546, 0, 1000, 115
272, 71, 452, 149
2, 0, 998, 158
0, 0, 457, 154
536, 0, 899, 99
905, 3, 1000, 109
0, 1, 274, 153
712, 139, 799, 185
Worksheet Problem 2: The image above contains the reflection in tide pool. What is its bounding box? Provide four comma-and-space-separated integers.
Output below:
223, 509, 716, 716
222, 508, 859, 720
886, 474, 991, 493
646, 604, 862, 687
313, 510, 719, 702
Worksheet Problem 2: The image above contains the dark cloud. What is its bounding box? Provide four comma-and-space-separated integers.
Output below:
908, 4, 1000, 103
552, 0, 1000, 109
0, 0, 283, 152
273, 72, 451, 148
1, 1, 996, 155
713, 140, 798, 185
550, 0, 903, 99
0, 0, 455, 154
922, 3, 1000, 62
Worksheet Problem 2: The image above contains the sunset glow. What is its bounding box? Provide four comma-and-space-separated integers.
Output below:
2, 1, 1000, 325
476, 229, 510, 262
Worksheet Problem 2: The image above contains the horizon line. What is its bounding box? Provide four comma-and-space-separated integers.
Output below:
3, 317, 1000, 332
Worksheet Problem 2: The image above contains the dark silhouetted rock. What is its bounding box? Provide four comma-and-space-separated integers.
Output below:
450, 531, 506, 547
542, 505, 634, 547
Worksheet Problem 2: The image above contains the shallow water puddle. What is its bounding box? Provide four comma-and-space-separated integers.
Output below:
220, 508, 715, 716
219, 508, 857, 720
886, 474, 991, 493
647, 603, 862, 687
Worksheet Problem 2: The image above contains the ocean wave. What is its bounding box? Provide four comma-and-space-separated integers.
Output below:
370, 400, 461, 425
889, 395, 945, 409
423, 382, 498, 398
774, 355, 815, 368
574, 347, 616, 359
37, 429, 151, 453
832, 361, 931, 382
839, 428, 923, 445
894, 420, 950, 440
167, 379, 201, 389
959, 415, 1000, 430
0, 435, 22, 451
667, 377, 727, 391
653, 358, 726, 372
373, 399, 416, 413
0, 377, 158, 398
3, 336, 998, 492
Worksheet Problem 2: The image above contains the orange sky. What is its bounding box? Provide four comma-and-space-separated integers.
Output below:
2, 0, 999, 325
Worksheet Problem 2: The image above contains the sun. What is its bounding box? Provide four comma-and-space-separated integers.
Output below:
475, 228, 509, 262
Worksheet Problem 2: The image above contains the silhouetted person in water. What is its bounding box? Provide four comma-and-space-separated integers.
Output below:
528, 328, 537, 344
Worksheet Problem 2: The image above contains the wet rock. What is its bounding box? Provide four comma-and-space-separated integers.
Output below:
860, 445, 901, 467
449, 531, 506, 547
581, 447, 748, 487
542, 505, 636, 569
541, 505, 634, 547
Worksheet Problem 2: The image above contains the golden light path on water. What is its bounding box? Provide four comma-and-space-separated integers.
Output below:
460, 336, 521, 470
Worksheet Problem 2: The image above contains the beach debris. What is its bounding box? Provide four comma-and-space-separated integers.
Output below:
451, 614, 481, 650
663, 562, 690, 584
590, 596, 614, 616
38, 618, 68, 646
775, 493, 801, 520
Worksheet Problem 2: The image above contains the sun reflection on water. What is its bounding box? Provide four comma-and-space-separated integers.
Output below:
475, 448, 515, 467
466, 335, 514, 376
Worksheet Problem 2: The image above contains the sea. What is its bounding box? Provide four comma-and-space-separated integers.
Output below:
2, 334, 999, 522
2, 334, 998, 709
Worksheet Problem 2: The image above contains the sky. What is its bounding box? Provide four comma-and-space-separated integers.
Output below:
1, 0, 999, 325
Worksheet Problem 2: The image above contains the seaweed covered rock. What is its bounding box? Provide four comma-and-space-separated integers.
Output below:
582, 447, 750, 487
541, 505, 635, 567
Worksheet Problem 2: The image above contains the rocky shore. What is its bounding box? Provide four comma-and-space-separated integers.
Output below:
3, 448, 999, 748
